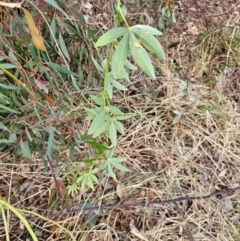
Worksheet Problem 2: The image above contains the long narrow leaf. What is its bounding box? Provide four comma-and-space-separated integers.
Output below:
20, 139, 32, 159
114, 120, 124, 134
46, 126, 55, 159
137, 32, 166, 60
110, 78, 127, 91
59, 32, 70, 61
45, 0, 70, 20
109, 121, 117, 147
0, 103, 20, 114
114, 33, 129, 76
129, 35, 155, 80
130, 25, 163, 35
45, 62, 79, 77
95, 27, 128, 47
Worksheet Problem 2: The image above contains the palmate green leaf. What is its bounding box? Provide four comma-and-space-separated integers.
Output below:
107, 164, 117, 181
79, 168, 99, 189
109, 121, 117, 147
99, 150, 129, 181
129, 35, 155, 80
110, 160, 129, 172
95, 27, 128, 47
87, 107, 106, 135
136, 31, 166, 60
59, 32, 70, 61
114, 32, 129, 75
130, 25, 163, 35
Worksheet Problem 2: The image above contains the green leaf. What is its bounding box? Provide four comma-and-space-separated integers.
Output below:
109, 121, 117, 147
95, 27, 128, 47
110, 160, 129, 172
0, 122, 9, 131
26, 129, 33, 142
33, 105, 43, 124
81, 135, 109, 156
130, 25, 163, 35
110, 156, 127, 162
8, 51, 18, 62
87, 108, 106, 135
20, 139, 32, 159
114, 120, 124, 134
45, 126, 55, 159
0, 63, 17, 69
115, 115, 131, 120
77, 171, 98, 190
11, 92, 22, 107
0, 103, 20, 114
50, 17, 56, 45
59, 32, 70, 61
109, 105, 123, 115
106, 74, 113, 99
45, 0, 70, 19
45, 62, 79, 77
107, 164, 117, 181
137, 32, 166, 60
91, 55, 103, 72
0, 93, 11, 105
92, 121, 107, 138
124, 59, 137, 70
0, 139, 13, 144
129, 35, 155, 80
85, 108, 97, 120
90, 95, 104, 106
0, 83, 19, 90
114, 33, 129, 76
110, 78, 127, 91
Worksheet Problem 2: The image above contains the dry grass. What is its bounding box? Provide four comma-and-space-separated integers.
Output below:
1, 0, 240, 240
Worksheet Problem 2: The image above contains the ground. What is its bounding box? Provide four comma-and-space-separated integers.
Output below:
0, 0, 240, 240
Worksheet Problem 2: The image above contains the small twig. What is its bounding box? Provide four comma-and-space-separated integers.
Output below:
46, 186, 240, 218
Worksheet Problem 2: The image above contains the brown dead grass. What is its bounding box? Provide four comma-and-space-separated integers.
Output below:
1, 0, 240, 240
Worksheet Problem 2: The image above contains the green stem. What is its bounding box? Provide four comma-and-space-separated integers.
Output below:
0, 66, 44, 107
0, 199, 38, 241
